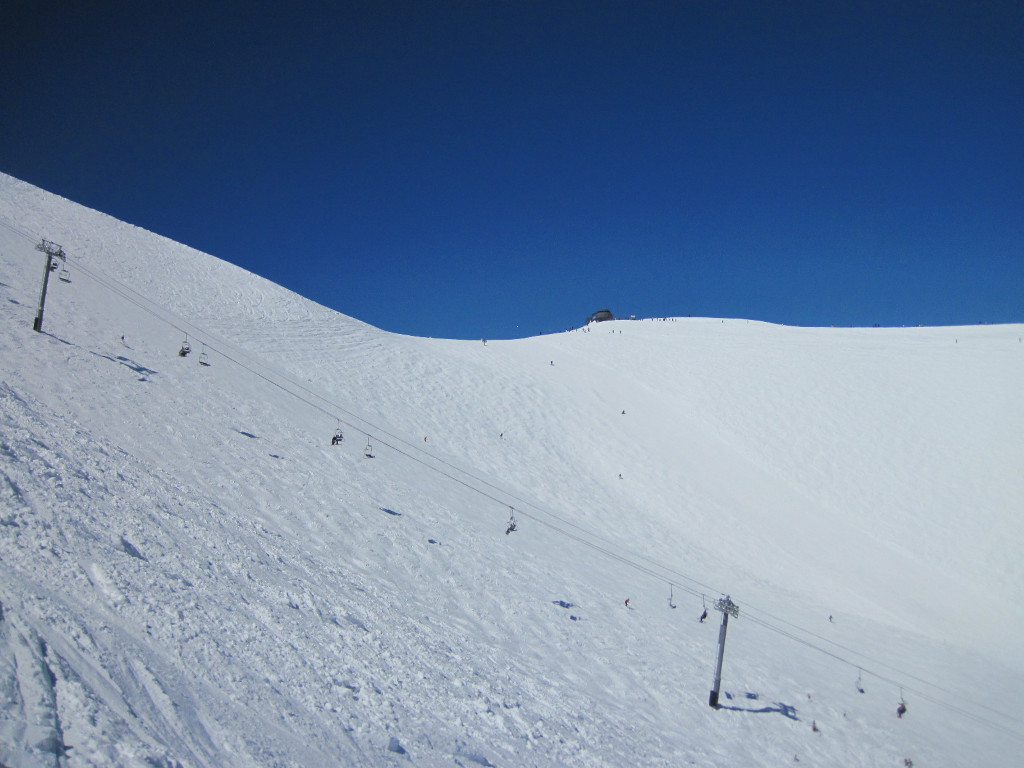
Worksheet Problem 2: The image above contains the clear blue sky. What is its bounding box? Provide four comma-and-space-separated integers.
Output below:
2, 1, 1021, 339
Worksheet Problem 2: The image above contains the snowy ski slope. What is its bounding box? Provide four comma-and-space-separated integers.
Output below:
1, 171, 1022, 766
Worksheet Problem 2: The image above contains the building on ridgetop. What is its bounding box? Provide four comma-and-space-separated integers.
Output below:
587, 309, 614, 324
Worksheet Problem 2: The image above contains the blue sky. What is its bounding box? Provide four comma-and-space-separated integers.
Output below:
2, 1, 1021, 339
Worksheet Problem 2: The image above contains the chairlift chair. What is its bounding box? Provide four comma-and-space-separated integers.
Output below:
364, 437, 375, 458
58, 265, 71, 283
505, 508, 518, 535
179, 335, 192, 357
198, 345, 210, 366
668, 584, 677, 609
332, 428, 344, 445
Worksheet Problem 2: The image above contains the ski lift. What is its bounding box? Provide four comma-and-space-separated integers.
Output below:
856, 671, 865, 694
364, 437, 375, 458
699, 594, 708, 623
198, 344, 210, 366
505, 508, 518, 535
179, 334, 192, 357
332, 428, 344, 445
668, 584, 677, 609
58, 264, 71, 283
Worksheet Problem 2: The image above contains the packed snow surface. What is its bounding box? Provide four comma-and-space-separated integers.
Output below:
1, 171, 1022, 766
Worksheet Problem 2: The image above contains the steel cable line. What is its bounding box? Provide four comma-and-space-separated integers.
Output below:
65, 250, 727, 602
0, 219, 717, 603
739, 601, 1022, 729
0, 216, 39, 243
14, 228, 1023, 740
741, 612, 1024, 740
1, 244, 802, 628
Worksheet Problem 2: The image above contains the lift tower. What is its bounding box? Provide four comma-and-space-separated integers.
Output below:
709, 595, 739, 708
32, 239, 66, 332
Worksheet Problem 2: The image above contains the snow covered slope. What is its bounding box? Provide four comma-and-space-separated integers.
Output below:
1, 171, 1022, 767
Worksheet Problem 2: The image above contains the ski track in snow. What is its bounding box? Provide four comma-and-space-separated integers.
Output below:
1, 171, 1023, 766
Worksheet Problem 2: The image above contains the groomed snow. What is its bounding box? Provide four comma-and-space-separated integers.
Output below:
1, 171, 1022, 766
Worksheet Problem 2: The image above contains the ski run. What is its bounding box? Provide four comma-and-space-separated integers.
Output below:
1, 171, 1022, 766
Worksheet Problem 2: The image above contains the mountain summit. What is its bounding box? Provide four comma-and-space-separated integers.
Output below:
1, 172, 1022, 766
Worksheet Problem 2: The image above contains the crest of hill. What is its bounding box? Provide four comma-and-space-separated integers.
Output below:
1, 170, 1023, 766
2, 170, 1022, 646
